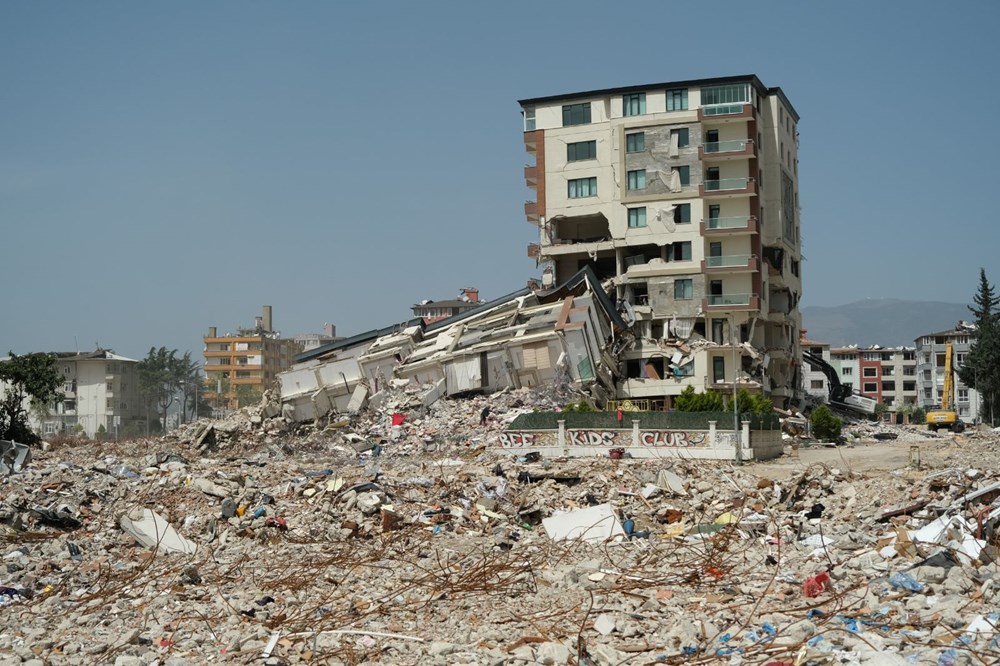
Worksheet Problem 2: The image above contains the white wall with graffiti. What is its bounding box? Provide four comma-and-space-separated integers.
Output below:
498, 419, 782, 461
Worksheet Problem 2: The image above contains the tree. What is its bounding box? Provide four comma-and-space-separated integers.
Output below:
0, 352, 63, 445
138, 347, 197, 433
958, 269, 1000, 425
235, 384, 264, 408
810, 404, 842, 441
674, 386, 725, 412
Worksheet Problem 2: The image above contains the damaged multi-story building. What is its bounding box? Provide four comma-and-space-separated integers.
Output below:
519, 75, 803, 409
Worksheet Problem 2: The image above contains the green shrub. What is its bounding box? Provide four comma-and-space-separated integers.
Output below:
810, 405, 842, 441
674, 386, 725, 412
911, 406, 926, 424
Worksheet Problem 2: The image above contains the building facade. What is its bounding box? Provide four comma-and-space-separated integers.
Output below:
915, 323, 981, 423
27, 350, 143, 438
801, 339, 830, 401
203, 306, 302, 410
519, 75, 803, 408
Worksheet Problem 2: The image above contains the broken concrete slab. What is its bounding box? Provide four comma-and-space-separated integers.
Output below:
0, 439, 31, 474
542, 503, 625, 543
119, 509, 197, 556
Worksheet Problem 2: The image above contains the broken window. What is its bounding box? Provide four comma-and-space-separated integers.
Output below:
671, 242, 692, 261
674, 127, 689, 148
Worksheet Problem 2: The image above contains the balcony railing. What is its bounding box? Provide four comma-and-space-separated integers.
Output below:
704, 177, 748, 191
707, 293, 752, 306
703, 139, 748, 153
703, 104, 746, 117
706, 215, 749, 230
705, 254, 751, 268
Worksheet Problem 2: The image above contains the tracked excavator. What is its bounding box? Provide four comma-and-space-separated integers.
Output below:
926, 341, 965, 433
801, 350, 877, 416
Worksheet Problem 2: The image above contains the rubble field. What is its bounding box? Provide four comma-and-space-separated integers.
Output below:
2, 386, 999, 666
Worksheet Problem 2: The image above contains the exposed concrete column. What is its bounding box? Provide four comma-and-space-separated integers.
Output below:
631, 420, 640, 448
558, 420, 566, 455
708, 421, 717, 447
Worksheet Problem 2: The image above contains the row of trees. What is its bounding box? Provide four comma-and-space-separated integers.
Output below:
958, 269, 1000, 425
137, 347, 206, 434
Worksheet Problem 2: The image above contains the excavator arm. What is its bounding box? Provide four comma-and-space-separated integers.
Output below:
802, 350, 877, 416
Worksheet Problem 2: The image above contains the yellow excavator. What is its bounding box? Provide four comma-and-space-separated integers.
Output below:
926, 340, 965, 433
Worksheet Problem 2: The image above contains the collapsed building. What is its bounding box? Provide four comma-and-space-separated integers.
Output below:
277, 264, 802, 429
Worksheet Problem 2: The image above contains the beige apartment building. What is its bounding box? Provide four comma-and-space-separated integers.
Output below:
519, 75, 803, 409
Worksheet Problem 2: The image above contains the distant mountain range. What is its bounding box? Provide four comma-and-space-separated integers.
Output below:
801, 299, 971, 348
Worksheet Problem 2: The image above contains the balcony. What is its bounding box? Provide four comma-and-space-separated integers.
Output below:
701, 215, 758, 236
698, 103, 754, 123
524, 130, 538, 155
699, 139, 755, 161
700, 177, 757, 198
701, 255, 758, 273
702, 293, 760, 312
524, 165, 537, 188
524, 200, 539, 224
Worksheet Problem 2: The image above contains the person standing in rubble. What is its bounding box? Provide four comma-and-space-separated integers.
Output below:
480, 406, 491, 426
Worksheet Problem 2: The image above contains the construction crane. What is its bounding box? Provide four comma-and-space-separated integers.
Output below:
926, 340, 965, 433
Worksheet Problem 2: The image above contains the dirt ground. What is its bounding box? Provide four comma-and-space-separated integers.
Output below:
751, 426, 979, 480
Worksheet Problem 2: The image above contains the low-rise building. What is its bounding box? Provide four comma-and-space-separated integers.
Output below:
412, 288, 481, 324
26, 350, 143, 438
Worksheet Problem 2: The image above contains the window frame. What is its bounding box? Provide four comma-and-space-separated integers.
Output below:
666, 88, 688, 111
627, 207, 647, 228
562, 102, 592, 127
672, 241, 692, 261
567, 177, 598, 199
626, 132, 645, 153
674, 203, 690, 224
627, 169, 647, 191
623, 92, 646, 117
675, 165, 690, 186
673, 278, 693, 300
566, 140, 597, 162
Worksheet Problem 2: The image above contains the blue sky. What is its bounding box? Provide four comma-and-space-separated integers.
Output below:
2, 1, 998, 362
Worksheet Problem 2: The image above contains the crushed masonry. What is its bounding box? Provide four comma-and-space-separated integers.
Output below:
2, 379, 1000, 665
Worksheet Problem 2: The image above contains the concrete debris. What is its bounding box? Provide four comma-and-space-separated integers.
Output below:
1, 388, 999, 665
0, 439, 31, 474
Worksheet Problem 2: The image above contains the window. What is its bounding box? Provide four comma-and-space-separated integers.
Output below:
842, 367, 854, 376
902, 381, 915, 391
958, 389, 970, 403
623, 93, 646, 116
562, 103, 591, 126
811, 380, 824, 389
674, 165, 690, 186
882, 366, 895, 376
779, 107, 784, 125
713, 357, 726, 383
791, 259, 800, 277
863, 367, 877, 377
627, 169, 646, 191
924, 388, 933, 399
674, 203, 690, 224
903, 367, 915, 376
567, 140, 596, 162
567, 177, 597, 198
701, 83, 750, 106
674, 361, 695, 378
882, 381, 896, 392
628, 207, 647, 228
626, 132, 645, 153
675, 127, 689, 148
666, 88, 688, 111
674, 279, 693, 300
672, 241, 692, 261
863, 383, 878, 393
523, 107, 536, 132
